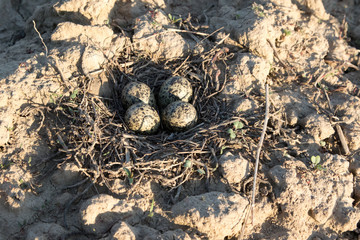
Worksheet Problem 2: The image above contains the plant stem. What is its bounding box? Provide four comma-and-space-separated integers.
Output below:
238, 84, 270, 240
251, 84, 270, 221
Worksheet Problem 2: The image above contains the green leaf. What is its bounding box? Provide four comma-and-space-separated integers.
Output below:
233, 121, 244, 130
227, 129, 236, 139
311, 155, 321, 165
220, 146, 227, 155
123, 167, 131, 177
148, 199, 155, 217
197, 169, 206, 175
123, 167, 134, 185
282, 29, 291, 36
70, 89, 79, 100
320, 141, 326, 147
184, 160, 192, 168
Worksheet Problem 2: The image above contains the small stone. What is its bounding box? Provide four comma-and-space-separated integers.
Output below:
87, 71, 113, 98
300, 113, 335, 142
225, 53, 270, 97
110, 222, 136, 240
219, 152, 250, 184
231, 98, 256, 114
81, 46, 106, 75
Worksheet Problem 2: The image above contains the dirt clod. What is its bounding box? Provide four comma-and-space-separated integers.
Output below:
172, 191, 249, 240
219, 152, 250, 184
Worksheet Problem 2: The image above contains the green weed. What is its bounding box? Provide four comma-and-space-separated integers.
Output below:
123, 167, 134, 185
148, 199, 155, 217
227, 121, 244, 140
168, 14, 182, 24
282, 29, 291, 36
310, 155, 326, 171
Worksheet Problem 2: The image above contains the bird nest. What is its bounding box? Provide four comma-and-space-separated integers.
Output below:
47, 43, 265, 195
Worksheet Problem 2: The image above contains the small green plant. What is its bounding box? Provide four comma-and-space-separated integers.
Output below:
168, 13, 182, 24
184, 159, 192, 168
148, 199, 155, 217
123, 167, 134, 185
227, 128, 236, 140
197, 168, 206, 175
5, 126, 14, 132
310, 155, 326, 171
227, 121, 244, 140
220, 146, 227, 154
70, 89, 79, 100
233, 121, 244, 130
252, 3, 265, 17
282, 29, 291, 36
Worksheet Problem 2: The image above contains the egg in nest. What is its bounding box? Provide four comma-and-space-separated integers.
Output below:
158, 76, 193, 108
125, 103, 160, 134
121, 82, 156, 109
162, 101, 197, 131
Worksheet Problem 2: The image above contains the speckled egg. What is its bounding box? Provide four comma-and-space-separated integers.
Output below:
125, 103, 160, 134
158, 76, 193, 108
121, 82, 156, 109
162, 101, 197, 131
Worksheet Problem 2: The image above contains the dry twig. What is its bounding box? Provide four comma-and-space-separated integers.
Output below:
239, 84, 270, 239
321, 85, 350, 155
32, 20, 48, 57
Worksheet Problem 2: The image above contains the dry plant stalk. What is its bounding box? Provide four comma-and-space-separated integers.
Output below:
238, 84, 269, 240
321, 85, 350, 155
32, 20, 48, 57
251, 84, 270, 218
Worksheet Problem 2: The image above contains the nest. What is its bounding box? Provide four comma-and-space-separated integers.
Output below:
48, 41, 266, 195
